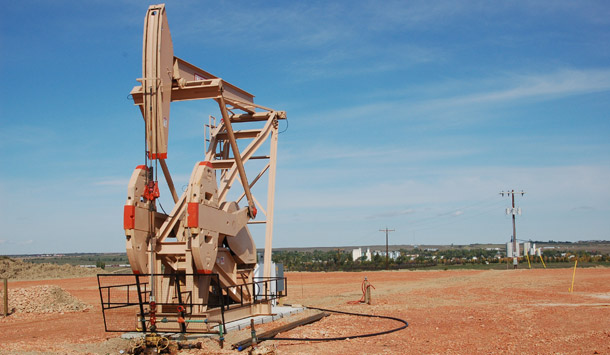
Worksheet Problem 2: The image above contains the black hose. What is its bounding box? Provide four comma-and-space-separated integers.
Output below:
259, 305, 408, 342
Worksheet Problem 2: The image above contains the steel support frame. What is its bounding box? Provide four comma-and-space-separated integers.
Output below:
125, 4, 286, 326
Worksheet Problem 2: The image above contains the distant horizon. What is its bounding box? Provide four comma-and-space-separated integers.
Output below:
4, 239, 608, 257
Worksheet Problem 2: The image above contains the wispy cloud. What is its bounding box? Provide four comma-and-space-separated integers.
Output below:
360, 0, 478, 31
176, 2, 352, 49
278, 164, 610, 211
366, 209, 416, 220
286, 43, 444, 79
427, 69, 610, 107
284, 144, 476, 164
0, 125, 58, 148
93, 178, 129, 186
303, 68, 610, 127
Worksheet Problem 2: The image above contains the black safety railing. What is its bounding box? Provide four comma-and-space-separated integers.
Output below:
97, 273, 225, 334
97, 274, 287, 334
252, 276, 287, 302
221, 276, 287, 310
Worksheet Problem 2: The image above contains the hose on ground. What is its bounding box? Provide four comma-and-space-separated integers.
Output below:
259, 305, 408, 342
347, 279, 375, 304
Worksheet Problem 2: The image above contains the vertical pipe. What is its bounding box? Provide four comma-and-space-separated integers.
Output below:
250, 318, 258, 349
218, 275, 226, 335
135, 274, 147, 332
97, 275, 109, 331
149, 237, 155, 303
175, 274, 186, 333
263, 122, 278, 280
219, 324, 224, 349
3, 278, 8, 317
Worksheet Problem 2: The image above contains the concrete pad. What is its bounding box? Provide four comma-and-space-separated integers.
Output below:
223, 305, 305, 332
121, 305, 305, 340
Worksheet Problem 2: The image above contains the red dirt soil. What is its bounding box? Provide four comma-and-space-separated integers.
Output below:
1, 268, 609, 354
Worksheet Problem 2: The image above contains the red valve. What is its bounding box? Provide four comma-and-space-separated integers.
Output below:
143, 181, 160, 201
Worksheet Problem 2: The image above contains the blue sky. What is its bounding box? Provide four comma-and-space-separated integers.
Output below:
1, 1, 609, 254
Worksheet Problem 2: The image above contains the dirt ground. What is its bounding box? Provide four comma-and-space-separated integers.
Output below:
0, 267, 608, 354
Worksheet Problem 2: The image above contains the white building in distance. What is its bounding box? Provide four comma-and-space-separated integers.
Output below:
352, 248, 400, 261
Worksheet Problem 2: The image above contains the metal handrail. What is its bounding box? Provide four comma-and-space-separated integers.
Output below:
97, 273, 225, 333
97, 274, 287, 333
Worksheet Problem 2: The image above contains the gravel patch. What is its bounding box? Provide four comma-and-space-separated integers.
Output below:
7, 285, 91, 314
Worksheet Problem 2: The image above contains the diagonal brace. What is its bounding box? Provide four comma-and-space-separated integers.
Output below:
216, 95, 257, 219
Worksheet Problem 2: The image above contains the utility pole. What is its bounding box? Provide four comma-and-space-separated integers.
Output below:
379, 227, 395, 270
500, 190, 525, 269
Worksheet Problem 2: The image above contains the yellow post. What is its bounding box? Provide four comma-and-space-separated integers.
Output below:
569, 259, 578, 293
525, 252, 531, 269
539, 254, 546, 269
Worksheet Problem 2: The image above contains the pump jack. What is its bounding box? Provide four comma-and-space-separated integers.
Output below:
121, 4, 286, 331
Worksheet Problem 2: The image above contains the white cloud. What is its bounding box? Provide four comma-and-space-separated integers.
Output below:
428, 69, 610, 107
278, 164, 610, 212
295, 67, 610, 131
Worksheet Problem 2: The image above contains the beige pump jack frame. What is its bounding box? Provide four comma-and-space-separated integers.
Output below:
123, 4, 286, 331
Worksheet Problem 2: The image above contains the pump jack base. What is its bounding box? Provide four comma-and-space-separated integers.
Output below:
121, 305, 304, 340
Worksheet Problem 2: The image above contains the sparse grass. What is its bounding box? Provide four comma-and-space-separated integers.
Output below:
22, 253, 129, 266
425, 261, 607, 271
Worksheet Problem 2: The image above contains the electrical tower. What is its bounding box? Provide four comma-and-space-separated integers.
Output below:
500, 190, 525, 269
379, 227, 395, 270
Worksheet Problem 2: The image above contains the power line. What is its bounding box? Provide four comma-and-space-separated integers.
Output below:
404, 197, 503, 229
409, 204, 502, 233
400, 199, 505, 240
